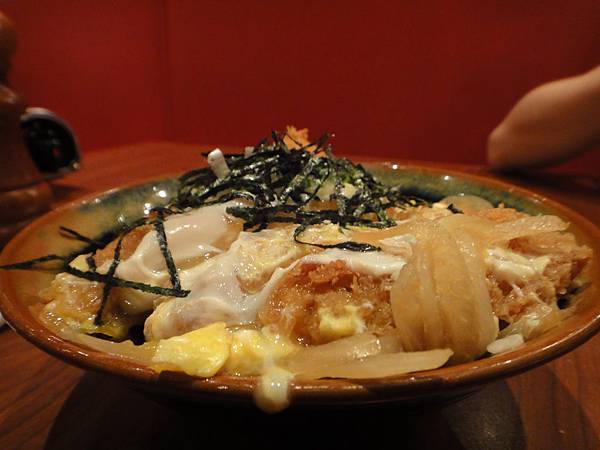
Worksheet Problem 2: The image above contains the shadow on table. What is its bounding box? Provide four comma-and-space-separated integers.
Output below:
44, 372, 529, 450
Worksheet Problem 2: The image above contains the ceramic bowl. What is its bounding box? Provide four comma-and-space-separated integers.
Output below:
1, 164, 599, 408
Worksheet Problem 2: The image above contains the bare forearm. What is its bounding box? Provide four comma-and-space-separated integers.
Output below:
487, 66, 600, 170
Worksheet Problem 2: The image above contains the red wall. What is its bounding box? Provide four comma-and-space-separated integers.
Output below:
1, 1, 599, 172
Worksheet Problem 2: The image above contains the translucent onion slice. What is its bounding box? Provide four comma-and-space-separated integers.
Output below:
491, 215, 568, 243
414, 229, 447, 350
377, 331, 404, 353
296, 348, 453, 379
439, 195, 493, 212
391, 220, 498, 363
437, 214, 495, 250
499, 303, 567, 340
430, 224, 488, 363
439, 213, 569, 247
390, 249, 428, 351
60, 328, 156, 364
440, 217, 498, 353
390, 221, 446, 352
487, 334, 524, 355
281, 333, 381, 375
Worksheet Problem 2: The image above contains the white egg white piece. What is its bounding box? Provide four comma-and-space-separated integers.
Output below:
144, 227, 304, 340
300, 248, 407, 279
486, 333, 524, 355
113, 200, 245, 314
485, 247, 551, 285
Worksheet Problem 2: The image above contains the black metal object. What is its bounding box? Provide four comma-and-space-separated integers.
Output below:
21, 107, 80, 178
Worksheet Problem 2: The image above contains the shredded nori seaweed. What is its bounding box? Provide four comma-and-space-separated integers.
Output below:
0, 130, 430, 325
153, 209, 183, 292
0, 254, 67, 270
59, 226, 105, 247
95, 235, 124, 325
62, 266, 190, 298
174, 132, 427, 236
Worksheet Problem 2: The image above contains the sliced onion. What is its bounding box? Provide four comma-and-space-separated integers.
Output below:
486, 334, 524, 355
296, 348, 453, 379
439, 195, 493, 212
377, 331, 404, 353
390, 251, 426, 351
437, 214, 495, 250
499, 303, 567, 340
440, 217, 498, 353
439, 213, 569, 248
390, 220, 498, 363
59, 328, 156, 364
492, 215, 568, 243
281, 333, 380, 375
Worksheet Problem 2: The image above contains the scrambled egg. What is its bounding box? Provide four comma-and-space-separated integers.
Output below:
318, 305, 366, 341
152, 322, 232, 377
151, 322, 296, 379
225, 328, 295, 376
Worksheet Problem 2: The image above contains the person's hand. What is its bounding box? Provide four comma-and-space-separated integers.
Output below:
487, 66, 600, 170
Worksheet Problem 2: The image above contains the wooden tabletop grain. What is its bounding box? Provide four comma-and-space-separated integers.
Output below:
0, 142, 599, 450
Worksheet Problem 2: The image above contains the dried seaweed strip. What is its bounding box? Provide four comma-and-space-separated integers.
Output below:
95, 235, 124, 325
279, 157, 327, 205
59, 226, 105, 247
63, 266, 190, 298
0, 254, 66, 270
1, 129, 431, 306
86, 253, 97, 272
292, 220, 380, 252
153, 211, 182, 291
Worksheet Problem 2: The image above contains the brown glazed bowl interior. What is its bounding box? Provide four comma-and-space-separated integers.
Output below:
1, 163, 599, 408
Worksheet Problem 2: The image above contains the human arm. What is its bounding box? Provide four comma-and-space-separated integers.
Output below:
487, 66, 600, 170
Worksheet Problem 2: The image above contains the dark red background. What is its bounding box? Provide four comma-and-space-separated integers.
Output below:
1, 1, 599, 172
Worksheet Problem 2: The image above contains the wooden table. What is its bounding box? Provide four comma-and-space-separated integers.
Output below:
1, 142, 599, 450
